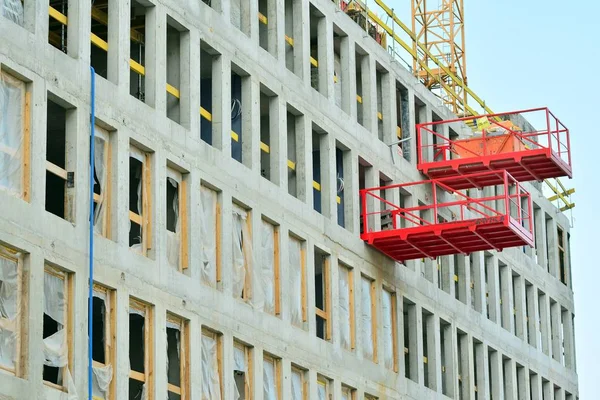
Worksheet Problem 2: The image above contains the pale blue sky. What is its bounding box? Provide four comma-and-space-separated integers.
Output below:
389, 0, 599, 396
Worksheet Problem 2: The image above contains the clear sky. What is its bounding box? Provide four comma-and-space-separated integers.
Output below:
388, 0, 599, 396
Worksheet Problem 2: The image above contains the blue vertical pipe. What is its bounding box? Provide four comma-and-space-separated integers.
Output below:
88, 67, 96, 400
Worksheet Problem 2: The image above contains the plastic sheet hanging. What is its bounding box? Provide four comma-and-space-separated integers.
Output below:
317, 382, 327, 400
338, 266, 351, 350
200, 186, 218, 286
381, 290, 394, 369
233, 345, 246, 400
361, 277, 374, 360
290, 369, 303, 400
129, 150, 145, 252
288, 238, 302, 326
201, 335, 221, 400
0, 0, 23, 26
0, 72, 24, 197
166, 177, 180, 269
232, 205, 253, 300
263, 358, 277, 400
259, 220, 275, 313
92, 363, 113, 399
0, 253, 19, 370
93, 134, 108, 235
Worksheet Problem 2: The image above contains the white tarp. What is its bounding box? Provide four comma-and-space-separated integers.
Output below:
232, 205, 252, 300
93, 134, 107, 235
288, 238, 302, 326
0, 0, 23, 26
263, 358, 278, 400
200, 186, 217, 286
0, 254, 18, 369
201, 334, 221, 400
233, 345, 246, 400
166, 177, 180, 269
290, 369, 303, 400
338, 266, 351, 350
341, 387, 352, 400
0, 73, 24, 197
260, 220, 275, 314
92, 363, 113, 399
361, 276, 374, 360
382, 290, 394, 369
317, 381, 327, 400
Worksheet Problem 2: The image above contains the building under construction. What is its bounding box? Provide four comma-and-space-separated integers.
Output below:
0, 0, 578, 399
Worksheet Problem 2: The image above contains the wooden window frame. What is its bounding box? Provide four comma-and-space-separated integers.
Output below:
129, 298, 154, 400
92, 284, 116, 399
129, 146, 152, 255
263, 353, 281, 400
93, 126, 112, 238
316, 375, 330, 399
0, 71, 30, 201
362, 274, 378, 363
557, 226, 567, 285
291, 365, 307, 400
383, 288, 398, 372
233, 203, 252, 301
166, 167, 188, 271
43, 265, 73, 391
0, 246, 24, 376
233, 340, 253, 400
341, 385, 356, 400
166, 313, 189, 400
339, 262, 355, 350
315, 251, 331, 340
45, 98, 70, 220
202, 328, 223, 397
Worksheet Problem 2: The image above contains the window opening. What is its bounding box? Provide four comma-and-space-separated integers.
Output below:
48, 0, 68, 53
90, 0, 109, 79
338, 263, 354, 350
91, 285, 115, 399
233, 341, 252, 400
200, 185, 220, 287
45, 98, 69, 219
232, 204, 252, 301
129, 146, 151, 254
260, 219, 279, 314
93, 125, 111, 237
288, 235, 306, 327
129, 299, 153, 400
290, 366, 306, 400
201, 329, 222, 399
361, 275, 377, 361
263, 353, 281, 400
314, 248, 330, 340
0, 247, 22, 375
166, 168, 189, 272
167, 315, 188, 400
130, 0, 146, 101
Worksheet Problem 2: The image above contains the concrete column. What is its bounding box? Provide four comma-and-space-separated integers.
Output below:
68, 0, 89, 61
363, 164, 380, 233
428, 315, 442, 392
219, 190, 234, 296
188, 29, 201, 139
246, 0, 259, 40
270, 96, 287, 188
329, 255, 340, 349
562, 309, 575, 369
293, 0, 310, 84
534, 207, 548, 269
418, 104, 433, 163
145, 4, 166, 111
113, 128, 131, 247
361, 54, 377, 136
486, 255, 501, 324
504, 358, 519, 400
281, 358, 292, 400
381, 71, 397, 146
211, 55, 232, 155
501, 264, 514, 333
514, 274, 527, 341
153, 305, 167, 400
108, 0, 131, 92
472, 252, 486, 314
530, 372, 543, 400
443, 322, 457, 397
115, 289, 131, 400
320, 133, 336, 220
474, 341, 490, 400
489, 349, 504, 400
396, 295, 406, 380
546, 216, 560, 277
527, 283, 540, 348
296, 115, 312, 205
551, 300, 562, 362
455, 255, 468, 305
406, 89, 417, 164
415, 305, 425, 386
24, 0, 44, 34
457, 332, 472, 400
539, 291, 551, 356
517, 365, 530, 400
317, 16, 334, 99
241, 74, 259, 171
343, 149, 359, 233
340, 35, 357, 119
271, 0, 285, 63
441, 255, 455, 297
543, 380, 555, 400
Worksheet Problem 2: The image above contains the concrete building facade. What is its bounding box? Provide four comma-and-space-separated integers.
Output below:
0, 0, 578, 399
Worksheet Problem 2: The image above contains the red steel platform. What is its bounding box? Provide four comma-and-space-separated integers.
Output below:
360, 171, 533, 263
417, 108, 571, 190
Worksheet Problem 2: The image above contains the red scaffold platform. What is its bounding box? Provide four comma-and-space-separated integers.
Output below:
417, 108, 571, 190
360, 171, 533, 263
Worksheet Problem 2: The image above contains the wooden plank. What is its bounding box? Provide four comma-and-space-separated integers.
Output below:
145, 303, 154, 400
258, 12, 267, 24
22, 91, 31, 202
167, 384, 182, 395
108, 289, 117, 397
130, 59, 146, 76
274, 226, 281, 315
215, 202, 222, 282
287, 159, 296, 170
180, 179, 189, 270
91, 33, 109, 51
48, 6, 67, 25
66, 271, 74, 386
129, 210, 143, 225
105, 137, 112, 239
315, 308, 327, 319
46, 161, 67, 180
129, 370, 145, 382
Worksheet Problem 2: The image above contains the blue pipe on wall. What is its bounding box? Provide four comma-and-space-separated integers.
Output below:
88, 66, 96, 400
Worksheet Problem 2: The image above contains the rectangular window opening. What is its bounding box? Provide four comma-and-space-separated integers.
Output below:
316, 376, 331, 400
403, 297, 417, 382
336, 146, 345, 228
231, 69, 244, 163
288, 235, 307, 327
258, 0, 269, 52
129, 146, 151, 255
90, 0, 109, 79
129, 299, 153, 400
291, 365, 307, 400
287, 109, 298, 197
167, 315, 188, 400
261, 219, 280, 315
231, 0, 250, 35
48, 0, 68, 53
201, 329, 223, 399
355, 49, 364, 127
263, 353, 281, 400
233, 341, 252, 400
91, 285, 115, 399
422, 309, 432, 389
376, 68, 384, 141
200, 44, 218, 145
314, 248, 330, 340
333, 28, 343, 110
200, 185, 220, 287
284, 0, 295, 73
309, 5, 324, 93
338, 262, 355, 351
361, 275, 377, 362
130, 0, 147, 101
312, 128, 324, 214
260, 90, 272, 181
93, 125, 112, 238
396, 82, 410, 161
166, 168, 189, 272
166, 17, 189, 125
341, 385, 356, 400
232, 204, 252, 301
382, 288, 397, 371
45, 97, 69, 220
0, 248, 23, 376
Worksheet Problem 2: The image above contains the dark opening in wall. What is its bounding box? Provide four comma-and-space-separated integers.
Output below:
129, 312, 145, 400
166, 326, 181, 396
90, 0, 109, 79
309, 5, 323, 93
355, 48, 364, 127
312, 128, 322, 213
332, 26, 343, 110
258, 0, 269, 52
42, 313, 60, 384
130, 0, 147, 101
48, 0, 68, 53
284, 0, 295, 73
92, 296, 106, 364
166, 178, 179, 233
231, 71, 243, 163
336, 146, 344, 228
287, 109, 298, 197
129, 156, 143, 247
314, 249, 329, 340
200, 45, 217, 145
260, 90, 271, 180
45, 99, 67, 219
166, 16, 189, 125
396, 82, 410, 161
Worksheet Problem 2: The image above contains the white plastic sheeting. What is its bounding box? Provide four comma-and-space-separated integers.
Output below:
260, 220, 275, 314
201, 334, 221, 400
233, 345, 247, 400
0, 254, 18, 370
288, 238, 303, 326
43, 271, 77, 399
200, 186, 218, 286
361, 276, 374, 360
317, 381, 327, 400
92, 363, 113, 399
232, 205, 252, 300
263, 358, 278, 400
338, 266, 351, 350
0, 73, 24, 197
166, 177, 180, 269
290, 369, 303, 400
93, 133, 108, 235
0, 0, 23, 26
341, 387, 352, 400
381, 290, 394, 369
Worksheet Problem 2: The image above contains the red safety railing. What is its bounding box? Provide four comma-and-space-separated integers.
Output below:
417, 107, 571, 179
360, 170, 533, 258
